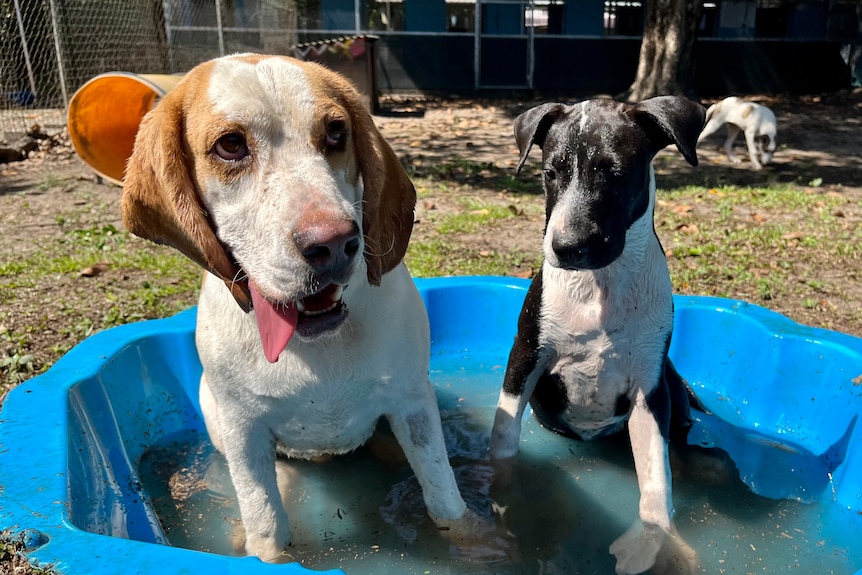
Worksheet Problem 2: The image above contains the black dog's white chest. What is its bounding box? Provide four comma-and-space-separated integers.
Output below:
531, 261, 673, 440
543, 346, 633, 439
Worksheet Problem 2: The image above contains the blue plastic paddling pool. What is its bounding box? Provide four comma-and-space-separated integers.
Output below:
1, 277, 860, 574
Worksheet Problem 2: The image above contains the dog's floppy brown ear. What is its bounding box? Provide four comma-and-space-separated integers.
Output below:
344, 91, 416, 286
121, 78, 252, 311
631, 96, 706, 167
513, 102, 567, 173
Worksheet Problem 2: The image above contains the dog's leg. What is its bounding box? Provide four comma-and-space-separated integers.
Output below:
220, 422, 292, 562
609, 385, 674, 575
696, 119, 721, 143
743, 128, 764, 170
722, 124, 742, 164
387, 392, 468, 521
489, 277, 546, 461
199, 374, 225, 453
388, 383, 518, 563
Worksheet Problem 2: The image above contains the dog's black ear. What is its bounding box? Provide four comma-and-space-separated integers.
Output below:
631, 96, 706, 167
513, 103, 567, 173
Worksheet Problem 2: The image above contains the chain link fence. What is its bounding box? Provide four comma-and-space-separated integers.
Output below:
0, 0, 329, 140
1, 0, 173, 138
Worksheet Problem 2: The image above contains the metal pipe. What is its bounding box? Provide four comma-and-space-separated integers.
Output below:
48, 0, 69, 108
474, 0, 482, 90
354, 0, 361, 33
215, 0, 226, 56
12, 0, 38, 100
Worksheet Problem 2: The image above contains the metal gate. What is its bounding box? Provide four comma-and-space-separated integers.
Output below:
474, 0, 535, 90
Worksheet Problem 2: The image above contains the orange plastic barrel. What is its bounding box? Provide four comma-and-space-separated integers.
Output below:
67, 73, 184, 185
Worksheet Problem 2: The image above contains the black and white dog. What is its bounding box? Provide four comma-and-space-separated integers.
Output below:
489, 96, 705, 574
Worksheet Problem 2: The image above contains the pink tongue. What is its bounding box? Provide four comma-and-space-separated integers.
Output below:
250, 285, 298, 363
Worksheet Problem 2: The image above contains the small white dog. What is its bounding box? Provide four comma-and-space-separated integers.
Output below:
697, 96, 777, 170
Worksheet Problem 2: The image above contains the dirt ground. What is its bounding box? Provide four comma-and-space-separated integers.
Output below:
0, 90, 861, 572
1, 90, 861, 394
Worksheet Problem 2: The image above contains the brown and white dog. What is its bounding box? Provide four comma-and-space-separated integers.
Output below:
697, 96, 777, 170
121, 54, 480, 562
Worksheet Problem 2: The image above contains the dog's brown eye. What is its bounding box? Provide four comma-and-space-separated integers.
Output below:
325, 120, 346, 148
214, 133, 249, 161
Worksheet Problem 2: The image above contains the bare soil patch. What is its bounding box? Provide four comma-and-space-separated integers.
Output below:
1, 91, 861, 392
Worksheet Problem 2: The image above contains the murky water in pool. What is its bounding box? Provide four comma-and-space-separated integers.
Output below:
138, 360, 862, 574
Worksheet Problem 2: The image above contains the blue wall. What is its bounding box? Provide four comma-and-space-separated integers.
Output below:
374, 35, 850, 96
322, 0, 356, 30
563, 0, 604, 36
406, 0, 447, 32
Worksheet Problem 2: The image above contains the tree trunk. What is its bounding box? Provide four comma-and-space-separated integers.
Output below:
622, 0, 703, 102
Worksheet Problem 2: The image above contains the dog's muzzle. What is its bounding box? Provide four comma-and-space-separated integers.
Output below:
549, 229, 622, 270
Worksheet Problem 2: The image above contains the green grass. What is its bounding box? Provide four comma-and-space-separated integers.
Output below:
406, 178, 543, 278
658, 184, 861, 308
406, 239, 540, 278
2, 179, 859, 389
0, 224, 199, 386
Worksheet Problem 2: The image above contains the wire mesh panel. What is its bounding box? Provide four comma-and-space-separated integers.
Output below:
0, 0, 168, 138
164, 0, 302, 72
0, 0, 63, 136
0, 0, 325, 139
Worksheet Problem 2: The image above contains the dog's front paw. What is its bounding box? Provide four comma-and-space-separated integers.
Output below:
609, 520, 667, 575
653, 528, 700, 575
437, 507, 519, 565
232, 523, 293, 564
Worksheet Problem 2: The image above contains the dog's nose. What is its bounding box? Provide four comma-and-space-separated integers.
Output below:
550, 229, 617, 270
551, 234, 591, 264
293, 218, 361, 273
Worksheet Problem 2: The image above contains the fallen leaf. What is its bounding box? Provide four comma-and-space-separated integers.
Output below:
674, 223, 699, 234
507, 204, 524, 216
751, 212, 767, 223
672, 204, 693, 214
422, 200, 436, 210
781, 231, 804, 240
80, 263, 110, 277
513, 268, 533, 278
